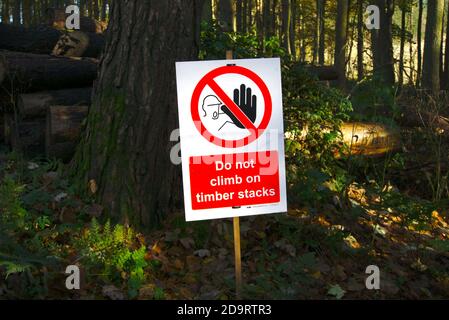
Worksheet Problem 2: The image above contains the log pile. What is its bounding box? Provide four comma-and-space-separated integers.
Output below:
0, 11, 102, 161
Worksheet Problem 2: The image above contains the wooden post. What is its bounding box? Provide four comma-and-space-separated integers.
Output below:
226, 49, 243, 299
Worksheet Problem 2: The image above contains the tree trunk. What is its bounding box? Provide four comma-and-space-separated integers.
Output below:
0, 50, 98, 92
281, 0, 291, 55
22, 0, 31, 27
236, 0, 243, 32
12, 0, 20, 25
398, 4, 407, 88
0, 24, 62, 54
289, 0, 296, 59
72, 0, 203, 229
52, 31, 105, 58
356, 0, 364, 81
371, 0, 395, 87
218, 0, 234, 32
17, 87, 92, 118
100, 0, 108, 22
263, 0, 272, 39
202, 0, 213, 23
334, 0, 348, 88
1, 0, 10, 24
444, 0, 449, 89
417, 0, 423, 87
422, 0, 444, 93
318, 0, 325, 65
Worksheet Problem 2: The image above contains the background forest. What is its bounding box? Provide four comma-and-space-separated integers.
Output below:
0, 0, 449, 300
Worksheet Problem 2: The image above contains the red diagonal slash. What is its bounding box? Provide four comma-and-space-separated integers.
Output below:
207, 79, 257, 131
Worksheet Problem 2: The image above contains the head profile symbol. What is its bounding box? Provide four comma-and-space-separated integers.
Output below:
201, 95, 223, 120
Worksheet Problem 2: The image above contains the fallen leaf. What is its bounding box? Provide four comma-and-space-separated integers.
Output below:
327, 284, 346, 299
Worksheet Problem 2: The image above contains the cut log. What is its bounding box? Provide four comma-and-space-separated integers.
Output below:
46, 105, 88, 161
46, 8, 107, 33
17, 88, 92, 118
0, 24, 62, 54
52, 31, 105, 58
339, 122, 401, 156
3, 113, 46, 155
0, 50, 98, 92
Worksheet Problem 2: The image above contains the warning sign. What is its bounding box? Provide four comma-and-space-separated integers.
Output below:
176, 58, 287, 221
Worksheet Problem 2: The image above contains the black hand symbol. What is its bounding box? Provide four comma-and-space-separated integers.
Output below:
220, 84, 257, 129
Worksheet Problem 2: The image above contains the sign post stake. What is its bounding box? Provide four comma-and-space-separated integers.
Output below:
226, 49, 243, 299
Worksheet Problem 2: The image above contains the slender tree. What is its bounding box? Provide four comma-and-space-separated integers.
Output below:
202, 0, 213, 22
290, 0, 297, 59
371, 0, 395, 87
444, 0, 449, 89
2, 0, 10, 24
334, 0, 349, 88
72, 0, 204, 229
281, 0, 291, 55
218, 0, 235, 32
422, 0, 444, 93
318, 0, 325, 65
417, 0, 423, 86
12, 0, 20, 25
356, 0, 364, 80
398, 1, 408, 88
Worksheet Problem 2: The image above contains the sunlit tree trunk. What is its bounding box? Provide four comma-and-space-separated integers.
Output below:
416, 0, 423, 87
290, 0, 297, 59
356, 0, 364, 81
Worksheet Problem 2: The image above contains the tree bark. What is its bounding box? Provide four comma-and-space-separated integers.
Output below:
12, 0, 20, 25
0, 24, 62, 54
236, 0, 243, 32
318, 0, 325, 65
202, 0, 213, 23
444, 0, 449, 89
0, 50, 98, 92
371, 0, 395, 87
17, 87, 92, 118
356, 0, 364, 81
281, 0, 291, 55
218, 0, 234, 32
422, 0, 444, 93
72, 0, 203, 229
289, 0, 297, 59
334, 0, 348, 88
417, 0, 423, 87
1, 0, 10, 24
398, 3, 407, 88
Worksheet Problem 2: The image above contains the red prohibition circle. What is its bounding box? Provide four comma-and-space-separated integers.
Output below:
191, 65, 272, 148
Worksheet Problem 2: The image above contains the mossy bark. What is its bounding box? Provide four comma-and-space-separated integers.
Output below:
72, 1, 203, 230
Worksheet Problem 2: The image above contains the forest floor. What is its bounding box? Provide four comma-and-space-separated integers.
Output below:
1, 145, 449, 300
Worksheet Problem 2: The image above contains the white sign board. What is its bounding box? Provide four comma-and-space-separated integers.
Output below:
175, 58, 287, 221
